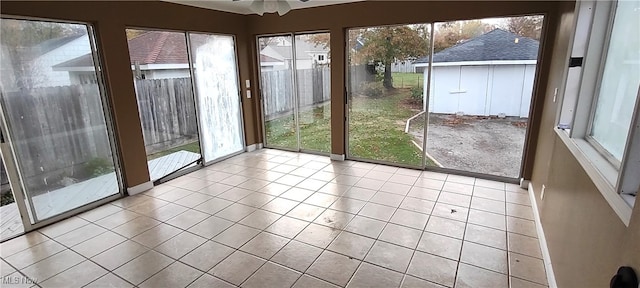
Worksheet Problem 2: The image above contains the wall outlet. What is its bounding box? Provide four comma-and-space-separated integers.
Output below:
541, 184, 546, 200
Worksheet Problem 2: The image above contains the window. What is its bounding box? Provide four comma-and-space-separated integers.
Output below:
587, 0, 639, 165
557, 0, 639, 225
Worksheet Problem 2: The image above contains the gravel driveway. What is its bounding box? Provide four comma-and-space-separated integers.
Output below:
410, 114, 527, 178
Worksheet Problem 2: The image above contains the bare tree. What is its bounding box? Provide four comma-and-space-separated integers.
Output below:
434, 20, 494, 52
505, 16, 543, 40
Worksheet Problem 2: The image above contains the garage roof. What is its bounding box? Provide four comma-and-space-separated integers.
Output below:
414, 29, 539, 64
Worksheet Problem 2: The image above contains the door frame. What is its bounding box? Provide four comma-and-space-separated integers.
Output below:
256, 33, 301, 152
185, 32, 247, 166
0, 16, 125, 237
256, 31, 332, 156
343, 19, 542, 184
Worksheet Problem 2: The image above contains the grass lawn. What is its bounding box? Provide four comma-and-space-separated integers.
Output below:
348, 89, 425, 167
147, 141, 201, 161
265, 105, 331, 153
264, 87, 432, 167
392, 72, 423, 89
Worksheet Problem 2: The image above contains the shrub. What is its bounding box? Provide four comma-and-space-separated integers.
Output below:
359, 81, 384, 98
410, 86, 423, 103
84, 158, 114, 177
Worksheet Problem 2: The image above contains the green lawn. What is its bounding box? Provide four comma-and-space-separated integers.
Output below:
265, 88, 431, 167
147, 141, 201, 161
392, 72, 423, 89
265, 105, 331, 153
348, 89, 425, 166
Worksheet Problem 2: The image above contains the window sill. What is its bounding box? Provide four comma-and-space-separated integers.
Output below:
555, 128, 633, 226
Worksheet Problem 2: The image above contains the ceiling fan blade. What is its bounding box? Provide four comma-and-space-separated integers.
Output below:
277, 0, 291, 16
249, 0, 266, 15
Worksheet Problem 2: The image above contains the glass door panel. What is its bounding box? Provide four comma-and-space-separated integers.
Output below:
126, 29, 201, 182
294, 33, 331, 153
347, 25, 430, 167
426, 16, 543, 178
258, 35, 298, 150
0, 18, 121, 222
188, 33, 244, 163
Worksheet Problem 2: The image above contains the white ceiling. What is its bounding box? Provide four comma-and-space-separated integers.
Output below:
163, 0, 364, 15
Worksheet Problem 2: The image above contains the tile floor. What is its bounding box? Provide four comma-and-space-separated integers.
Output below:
0, 149, 549, 288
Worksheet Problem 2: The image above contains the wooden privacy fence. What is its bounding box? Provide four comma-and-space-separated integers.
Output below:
261, 66, 331, 120
2, 84, 113, 189
1, 77, 198, 191
134, 77, 198, 154
347, 64, 376, 96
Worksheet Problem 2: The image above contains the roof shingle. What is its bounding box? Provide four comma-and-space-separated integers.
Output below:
415, 29, 539, 64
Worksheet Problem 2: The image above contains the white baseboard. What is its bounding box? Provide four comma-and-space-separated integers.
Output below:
127, 181, 153, 196
528, 182, 558, 288
330, 154, 345, 161
246, 143, 263, 152
520, 178, 530, 189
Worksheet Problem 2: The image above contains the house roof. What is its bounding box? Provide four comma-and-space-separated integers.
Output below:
414, 29, 539, 64
55, 31, 209, 69
260, 54, 281, 62
260, 38, 327, 60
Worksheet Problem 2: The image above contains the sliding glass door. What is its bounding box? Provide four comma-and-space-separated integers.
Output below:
259, 35, 298, 150
425, 16, 543, 178
126, 29, 245, 182
346, 16, 543, 180
0, 18, 122, 231
295, 33, 331, 153
347, 25, 430, 168
127, 29, 201, 182
189, 33, 245, 163
258, 32, 331, 153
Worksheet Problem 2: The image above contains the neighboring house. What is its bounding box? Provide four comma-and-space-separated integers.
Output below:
259, 38, 329, 71
54, 31, 194, 82
414, 29, 539, 117
1, 33, 90, 89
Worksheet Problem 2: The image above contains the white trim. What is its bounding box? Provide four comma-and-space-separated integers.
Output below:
127, 181, 153, 195
330, 154, 345, 161
260, 61, 285, 66
246, 143, 262, 152
414, 60, 536, 67
528, 182, 558, 288
52, 67, 95, 72
556, 128, 632, 226
520, 178, 530, 189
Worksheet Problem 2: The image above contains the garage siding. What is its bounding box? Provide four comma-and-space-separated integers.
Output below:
423, 64, 535, 117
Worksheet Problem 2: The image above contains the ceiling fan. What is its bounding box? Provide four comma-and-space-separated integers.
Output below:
233, 0, 309, 16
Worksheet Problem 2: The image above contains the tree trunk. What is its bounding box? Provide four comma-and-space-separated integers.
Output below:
383, 62, 393, 89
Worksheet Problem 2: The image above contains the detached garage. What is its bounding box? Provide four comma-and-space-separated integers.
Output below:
414, 29, 539, 118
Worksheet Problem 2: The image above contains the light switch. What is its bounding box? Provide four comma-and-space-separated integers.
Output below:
245, 80, 250, 88
246, 90, 251, 99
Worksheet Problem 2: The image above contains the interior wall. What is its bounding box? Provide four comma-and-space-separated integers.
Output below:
530, 1, 640, 286
2, 1, 639, 286
0, 1, 254, 188
246, 1, 558, 178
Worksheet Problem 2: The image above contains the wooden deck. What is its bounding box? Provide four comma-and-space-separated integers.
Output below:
0, 150, 201, 241
1, 202, 23, 241
148, 150, 201, 181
